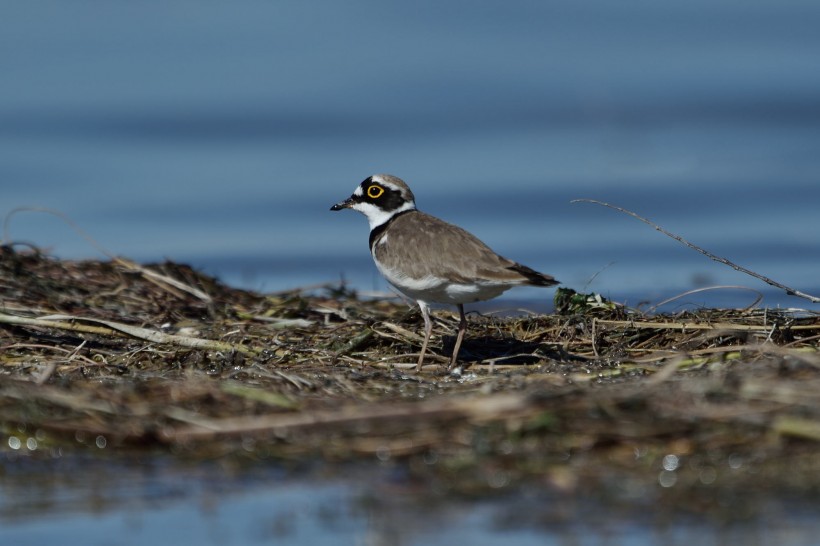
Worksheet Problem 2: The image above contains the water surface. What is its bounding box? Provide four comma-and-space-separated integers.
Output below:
2, 1, 818, 309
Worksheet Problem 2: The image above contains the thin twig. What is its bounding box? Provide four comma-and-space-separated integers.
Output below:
571, 199, 820, 304
36, 339, 88, 384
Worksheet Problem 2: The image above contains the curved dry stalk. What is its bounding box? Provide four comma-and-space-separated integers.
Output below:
647, 285, 764, 313
572, 199, 820, 304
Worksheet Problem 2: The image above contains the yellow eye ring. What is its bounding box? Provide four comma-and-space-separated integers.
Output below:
367, 185, 384, 199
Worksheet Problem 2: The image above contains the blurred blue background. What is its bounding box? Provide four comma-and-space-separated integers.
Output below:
2, 0, 819, 308
3, 3, 820, 543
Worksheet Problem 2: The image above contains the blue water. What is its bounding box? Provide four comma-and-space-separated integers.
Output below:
2, 0, 819, 310
2, 2, 820, 542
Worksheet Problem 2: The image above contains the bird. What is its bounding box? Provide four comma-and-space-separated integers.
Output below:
330, 174, 559, 371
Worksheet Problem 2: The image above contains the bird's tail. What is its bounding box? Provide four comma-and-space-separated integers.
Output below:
508, 263, 559, 287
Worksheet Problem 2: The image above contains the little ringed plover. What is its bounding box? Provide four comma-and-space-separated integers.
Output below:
331, 174, 558, 371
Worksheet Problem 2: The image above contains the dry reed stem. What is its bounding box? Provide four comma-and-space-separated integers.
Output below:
0, 312, 256, 355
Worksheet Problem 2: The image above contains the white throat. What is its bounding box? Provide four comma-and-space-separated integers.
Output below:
352, 200, 415, 231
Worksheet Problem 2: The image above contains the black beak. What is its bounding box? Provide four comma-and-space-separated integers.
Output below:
330, 197, 353, 211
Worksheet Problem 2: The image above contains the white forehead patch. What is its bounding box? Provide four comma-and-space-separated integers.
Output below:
369, 175, 401, 193
353, 185, 364, 196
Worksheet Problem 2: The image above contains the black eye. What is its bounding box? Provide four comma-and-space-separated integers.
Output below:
367, 185, 385, 199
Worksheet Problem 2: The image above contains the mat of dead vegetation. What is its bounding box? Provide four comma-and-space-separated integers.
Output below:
1, 244, 819, 503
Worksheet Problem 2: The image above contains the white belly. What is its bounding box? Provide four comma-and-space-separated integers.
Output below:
376, 265, 513, 305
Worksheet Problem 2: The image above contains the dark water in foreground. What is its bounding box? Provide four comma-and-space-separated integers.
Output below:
2, 454, 819, 546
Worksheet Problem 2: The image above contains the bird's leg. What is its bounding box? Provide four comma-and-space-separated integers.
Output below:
448, 304, 467, 371
416, 301, 433, 372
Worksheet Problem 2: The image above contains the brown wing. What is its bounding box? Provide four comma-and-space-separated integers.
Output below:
374, 211, 556, 285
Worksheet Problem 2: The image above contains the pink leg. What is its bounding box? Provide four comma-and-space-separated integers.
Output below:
448, 304, 467, 371
416, 301, 433, 371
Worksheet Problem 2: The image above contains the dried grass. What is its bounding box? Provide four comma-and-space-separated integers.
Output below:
1, 244, 820, 492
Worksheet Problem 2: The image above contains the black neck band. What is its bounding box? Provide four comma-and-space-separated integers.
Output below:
369, 209, 412, 251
